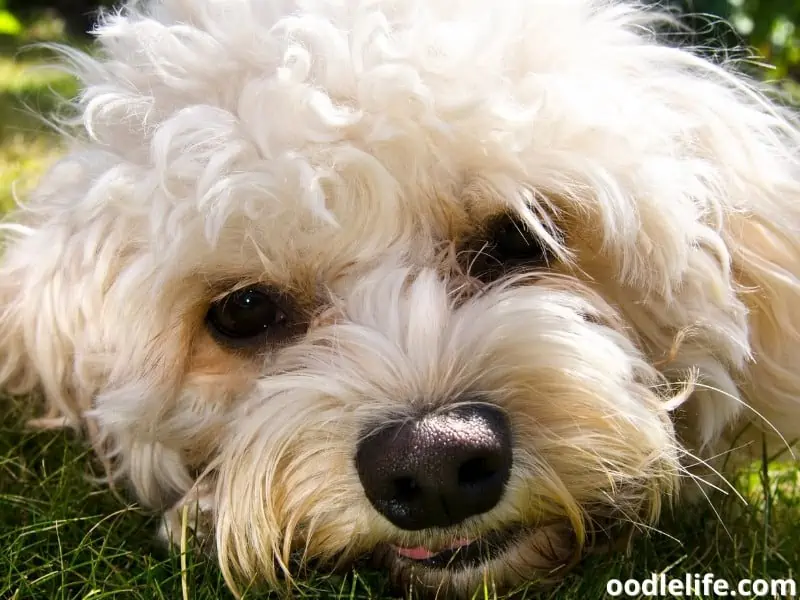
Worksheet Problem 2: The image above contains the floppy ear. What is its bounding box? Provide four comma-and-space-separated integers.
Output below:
725, 206, 800, 441
619, 56, 800, 455
0, 215, 94, 428
0, 239, 39, 401
0, 195, 198, 508
0, 146, 124, 430
711, 88, 800, 445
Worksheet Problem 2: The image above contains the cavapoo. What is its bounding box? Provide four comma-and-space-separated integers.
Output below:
1, 0, 799, 596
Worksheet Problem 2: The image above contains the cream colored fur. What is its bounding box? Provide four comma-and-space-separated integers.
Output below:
1, 0, 799, 596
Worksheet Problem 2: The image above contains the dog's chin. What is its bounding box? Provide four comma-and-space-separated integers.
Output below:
367, 522, 578, 595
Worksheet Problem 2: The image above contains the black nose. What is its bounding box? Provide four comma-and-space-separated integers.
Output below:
355, 404, 512, 530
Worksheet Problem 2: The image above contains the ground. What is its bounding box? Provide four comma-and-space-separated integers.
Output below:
0, 21, 799, 600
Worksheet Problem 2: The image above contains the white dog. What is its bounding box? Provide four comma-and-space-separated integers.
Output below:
1, 0, 799, 596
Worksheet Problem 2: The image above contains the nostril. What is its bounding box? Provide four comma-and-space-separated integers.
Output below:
458, 455, 498, 486
392, 476, 421, 502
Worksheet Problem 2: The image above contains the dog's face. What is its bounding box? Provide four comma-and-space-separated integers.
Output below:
208, 202, 683, 592
2, 0, 798, 596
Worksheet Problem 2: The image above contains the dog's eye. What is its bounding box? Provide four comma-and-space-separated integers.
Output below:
490, 218, 547, 264
469, 215, 551, 282
206, 286, 291, 349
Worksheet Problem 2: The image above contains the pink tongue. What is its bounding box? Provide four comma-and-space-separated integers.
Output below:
395, 538, 472, 560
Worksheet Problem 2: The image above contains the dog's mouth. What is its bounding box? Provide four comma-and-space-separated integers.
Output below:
389, 525, 523, 570
341, 520, 584, 595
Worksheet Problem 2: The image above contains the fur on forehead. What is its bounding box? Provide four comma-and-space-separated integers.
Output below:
24, 0, 794, 295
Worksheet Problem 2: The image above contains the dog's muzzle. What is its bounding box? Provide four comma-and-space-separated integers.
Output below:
354, 404, 513, 531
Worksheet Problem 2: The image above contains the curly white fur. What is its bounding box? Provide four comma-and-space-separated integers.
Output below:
1, 0, 799, 596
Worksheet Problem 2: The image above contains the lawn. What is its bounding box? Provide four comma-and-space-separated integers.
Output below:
1, 19, 799, 600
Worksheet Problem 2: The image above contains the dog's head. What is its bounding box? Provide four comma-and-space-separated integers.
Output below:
2, 0, 799, 596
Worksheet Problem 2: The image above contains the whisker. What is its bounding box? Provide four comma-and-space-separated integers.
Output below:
612, 516, 682, 545
681, 441, 754, 466
653, 377, 796, 460
675, 465, 730, 497
690, 381, 795, 460
695, 479, 733, 540
673, 446, 748, 505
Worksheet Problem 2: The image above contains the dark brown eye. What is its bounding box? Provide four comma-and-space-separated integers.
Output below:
206, 286, 291, 349
469, 215, 551, 282
490, 217, 548, 264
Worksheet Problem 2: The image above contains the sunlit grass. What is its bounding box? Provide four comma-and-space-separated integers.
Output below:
0, 32, 78, 212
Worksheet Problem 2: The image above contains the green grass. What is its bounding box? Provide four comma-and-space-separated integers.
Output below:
0, 28, 77, 212
1, 21, 799, 600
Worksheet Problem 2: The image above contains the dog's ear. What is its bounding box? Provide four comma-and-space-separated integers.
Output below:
0, 216, 93, 427
725, 201, 800, 436
706, 92, 800, 442
0, 150, 118, 428
0, 196, 197, 507
611, 62, 800, 451
0, 239, 39, 400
